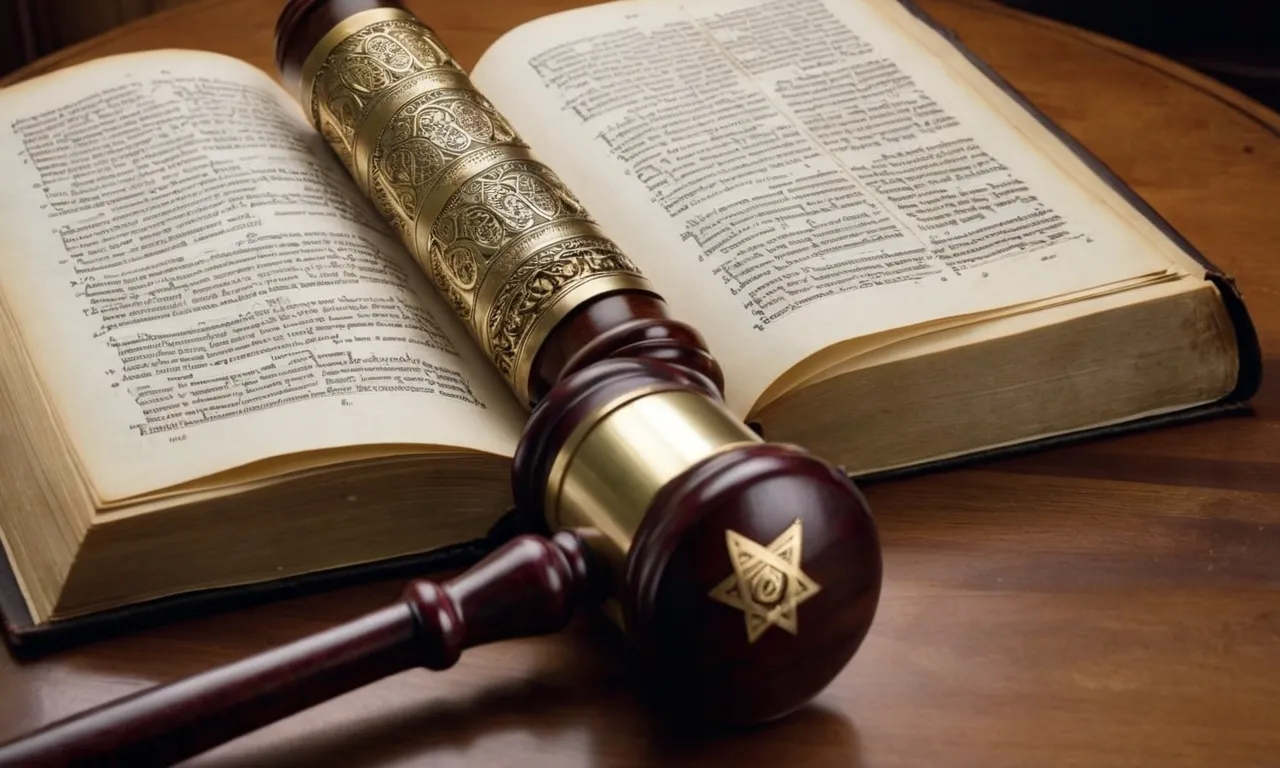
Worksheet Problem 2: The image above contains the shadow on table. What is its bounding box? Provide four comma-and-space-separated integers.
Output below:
187, 617, 863, 767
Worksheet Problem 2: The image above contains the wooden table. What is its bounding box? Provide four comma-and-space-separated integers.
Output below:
2, 1, 1277, 765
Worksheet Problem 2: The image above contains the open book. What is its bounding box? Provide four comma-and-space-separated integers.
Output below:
0, 0, 1259, 648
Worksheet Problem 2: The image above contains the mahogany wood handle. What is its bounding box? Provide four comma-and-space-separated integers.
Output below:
0, 532, 597, 768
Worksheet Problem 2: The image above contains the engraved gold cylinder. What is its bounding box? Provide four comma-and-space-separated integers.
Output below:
544, 389, 762, 605
292, 7, 655, 405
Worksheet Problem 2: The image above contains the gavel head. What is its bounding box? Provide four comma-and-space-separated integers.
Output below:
513, 358, 882, 725
273, 0, 881, 724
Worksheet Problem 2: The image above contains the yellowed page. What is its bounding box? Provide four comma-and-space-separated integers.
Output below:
0, 51, 525, 502
863, 0, 1210, 277
471, 0, 1175, 415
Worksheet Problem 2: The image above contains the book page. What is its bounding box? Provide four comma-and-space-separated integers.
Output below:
0, 51, 526, 502
471, 0, 1176, 415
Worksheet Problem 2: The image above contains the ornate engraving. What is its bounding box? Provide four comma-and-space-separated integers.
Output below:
371, 175, 414, 244
308, 18, 461, 177
485, 237, 642, 378
708, 520, 821, 644
426, 160, 593, 323
299, 14, 651, 402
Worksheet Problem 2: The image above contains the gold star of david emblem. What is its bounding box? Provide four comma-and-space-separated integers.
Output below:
707, 519, 821, 644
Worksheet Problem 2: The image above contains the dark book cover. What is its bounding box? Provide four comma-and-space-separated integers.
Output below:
0, 0, 1263, 658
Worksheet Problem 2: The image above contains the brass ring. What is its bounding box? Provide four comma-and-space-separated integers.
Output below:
544, 388, 760, 536
543, 384, 669, 525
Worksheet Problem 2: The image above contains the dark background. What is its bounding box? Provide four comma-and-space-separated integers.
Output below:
3, 0, 1280, 110
1000, 0, 1280, 109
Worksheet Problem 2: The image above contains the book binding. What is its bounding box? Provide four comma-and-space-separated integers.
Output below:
1, 0, 1262, 658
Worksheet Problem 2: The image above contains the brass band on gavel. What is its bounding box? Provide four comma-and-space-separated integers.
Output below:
0, 8, 885, 760
287, 7, 654, 406
276, 0, 882, 727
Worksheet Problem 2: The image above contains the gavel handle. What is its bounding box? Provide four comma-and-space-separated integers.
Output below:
0, 531, 597, 768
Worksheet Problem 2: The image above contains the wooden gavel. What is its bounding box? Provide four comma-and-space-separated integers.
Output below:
0, 2, 882, 765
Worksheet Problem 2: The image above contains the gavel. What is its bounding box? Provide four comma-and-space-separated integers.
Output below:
0, 2, 882, 765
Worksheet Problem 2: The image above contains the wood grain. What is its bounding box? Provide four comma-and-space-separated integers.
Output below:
0, 533, 595, 767
2, 1, 1277, 766
1, 0, 198, 76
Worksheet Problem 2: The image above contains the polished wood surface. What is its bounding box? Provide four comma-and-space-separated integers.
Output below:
2, 0, 1277, 765
0, 0, 198, 78
0, 533, 594, 766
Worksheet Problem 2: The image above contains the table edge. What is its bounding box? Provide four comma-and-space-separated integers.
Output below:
2, 0, 1280, 135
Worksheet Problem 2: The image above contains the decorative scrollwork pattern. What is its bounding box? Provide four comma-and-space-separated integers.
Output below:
370, 88, 525, 240
486, 237, 644, 380
308, 17, 461, 173
298, 11, 652, 403
426, 160, 591, 319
